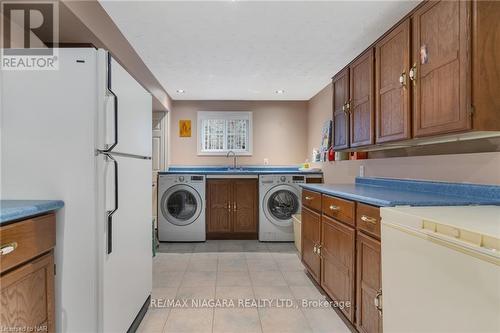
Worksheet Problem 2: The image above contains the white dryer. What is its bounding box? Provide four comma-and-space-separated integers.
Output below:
259, 175, 304, 241
158, 174, 206, 242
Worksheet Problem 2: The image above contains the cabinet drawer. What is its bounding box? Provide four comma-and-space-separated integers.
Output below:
302, 190, 321, 212
322, 195, 355, 226
0, 214, 56, 274
356, 203, 381, 238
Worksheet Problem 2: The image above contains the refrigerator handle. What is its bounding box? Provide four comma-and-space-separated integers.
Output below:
105, 153, 118, 254
101, 52, 118, 153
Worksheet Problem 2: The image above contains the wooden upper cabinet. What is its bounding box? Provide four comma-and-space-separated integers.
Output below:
301, 207, 321, 283
232, 180, 258, 233
350, 49, 375, 147
207, 180, 232, 233
412, 0, 471, 137
375, 19, 411, 143
332, 68, 350, 150
356, 232, 382, 333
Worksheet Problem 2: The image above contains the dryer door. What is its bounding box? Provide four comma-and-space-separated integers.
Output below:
161, 184, 202, 226
263, 184, 300, 227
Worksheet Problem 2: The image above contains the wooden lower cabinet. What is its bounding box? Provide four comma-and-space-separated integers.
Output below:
0, 214, 56, 333
321, 215, 356, 323
356, 232, 382, 333
206, 179, 258, 239
301, 207, 321, 283
301, 191, 383, 332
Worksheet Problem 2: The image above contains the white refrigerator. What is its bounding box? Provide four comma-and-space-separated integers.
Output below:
1, 48, 153, 333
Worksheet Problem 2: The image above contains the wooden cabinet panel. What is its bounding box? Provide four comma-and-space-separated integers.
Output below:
0, 252, 55, 333
233, 180, 258, 233
301, 207, 321, 283
412, 0, 471, 137
207, 180, 232, 233
356, 232, 382, 333
350, 49, 375, 147
302, 190, 322, 212
357, 203, 381, 239
376, 19, 411, 143
332, 68, 350, 150
322, 195, 355, 227
0, 214, 55, 274
321, 215, 356, 323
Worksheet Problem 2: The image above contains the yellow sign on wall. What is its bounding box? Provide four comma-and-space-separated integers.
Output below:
179, 120, 191, 137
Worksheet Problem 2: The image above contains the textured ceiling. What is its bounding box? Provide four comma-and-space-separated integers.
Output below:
100, 1, 420, 100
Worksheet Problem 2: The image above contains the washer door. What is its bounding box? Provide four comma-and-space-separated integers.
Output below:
161, 184, 202, 226
263, 184, 300, 227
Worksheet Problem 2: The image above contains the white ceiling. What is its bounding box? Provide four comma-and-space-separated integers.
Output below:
100, 1, 420, 101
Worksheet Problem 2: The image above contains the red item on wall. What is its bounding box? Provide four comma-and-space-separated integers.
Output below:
328, 147, 335, 161
349, 152, 368, 160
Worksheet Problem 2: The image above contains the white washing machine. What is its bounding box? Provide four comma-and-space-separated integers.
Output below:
259, 174, 305, 242
158, 174, 206, 242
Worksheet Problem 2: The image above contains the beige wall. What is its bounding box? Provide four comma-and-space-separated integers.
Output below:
307, 84, 500, 185
169, 100, 308, 166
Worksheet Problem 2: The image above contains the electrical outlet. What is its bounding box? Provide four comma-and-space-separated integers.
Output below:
263, 158, 269, 165
359, 165, 365, 177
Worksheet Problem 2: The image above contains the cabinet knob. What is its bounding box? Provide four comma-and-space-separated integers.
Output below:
409, 63, 417, 86
361, 215, 377, 224
0, 242, 18, 255
399, 71, 407, 87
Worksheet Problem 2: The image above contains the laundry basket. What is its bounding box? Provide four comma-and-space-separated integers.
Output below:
292, 214, 301, 254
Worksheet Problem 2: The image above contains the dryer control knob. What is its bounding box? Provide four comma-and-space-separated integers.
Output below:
280, 176, 286, 182
179, 176, 185, 182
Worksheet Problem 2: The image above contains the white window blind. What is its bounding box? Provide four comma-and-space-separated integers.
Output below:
197, 112, 252, 155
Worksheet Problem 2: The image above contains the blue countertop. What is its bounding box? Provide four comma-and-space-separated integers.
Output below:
300, 177, 500, 207
1, 200, 64, 225
160, 166, 323, 175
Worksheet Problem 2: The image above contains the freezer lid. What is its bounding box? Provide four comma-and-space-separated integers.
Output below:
381, 206, 500, 263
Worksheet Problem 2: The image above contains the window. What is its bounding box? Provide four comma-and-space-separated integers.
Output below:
197, 111, 252, 155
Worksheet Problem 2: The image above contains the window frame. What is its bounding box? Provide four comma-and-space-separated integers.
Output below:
197, 111, 253, 156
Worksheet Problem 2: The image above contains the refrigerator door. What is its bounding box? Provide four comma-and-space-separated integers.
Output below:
101, 55, 152, 157
98, 154, 152, 333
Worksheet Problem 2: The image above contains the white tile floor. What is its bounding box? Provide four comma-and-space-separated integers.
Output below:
138, 240, 350, 333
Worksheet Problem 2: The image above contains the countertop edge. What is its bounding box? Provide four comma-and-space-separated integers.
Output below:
0, 200, 65, 225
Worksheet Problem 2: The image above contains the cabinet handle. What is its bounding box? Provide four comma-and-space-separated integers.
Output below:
329, 205, 340, 211
234, 202, 237, 212
361, 215, 377, 224
305, 196, 314, 201
409, 63, 417, 86
313, 244, 317, 254
0, 242, 18, 255
227, 203, 231, 211
399, 71, 407, 87
317, 244, 322, 256
374, 289, 383, 314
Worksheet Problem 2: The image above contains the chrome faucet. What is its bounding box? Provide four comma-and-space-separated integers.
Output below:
226, 150, 237, 169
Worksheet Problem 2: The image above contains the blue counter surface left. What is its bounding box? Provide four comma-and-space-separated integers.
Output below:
1, 200, 64, 225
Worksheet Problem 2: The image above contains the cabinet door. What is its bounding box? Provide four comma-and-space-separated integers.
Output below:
412, 0, 471, 137
332, 68, 350, 150
321, 215, 356, 323
206, 180, 232, 233
375, 19, 411, 143
232, 179, 258, 233
350, 49, 375, 147
301, 207, 321, 283
356, 232, 382, 333
0, 252, 55, 333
